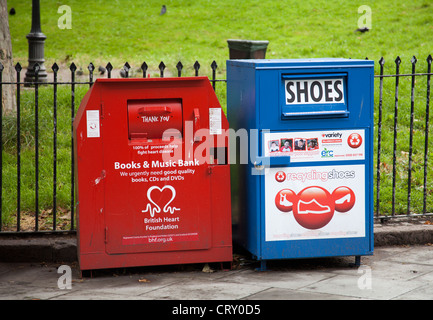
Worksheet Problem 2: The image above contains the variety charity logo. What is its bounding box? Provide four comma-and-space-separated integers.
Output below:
275, 186, 355, 229
142, 185, 180, 217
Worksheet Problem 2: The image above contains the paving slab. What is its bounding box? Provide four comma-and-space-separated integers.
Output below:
1, 245, 433, 301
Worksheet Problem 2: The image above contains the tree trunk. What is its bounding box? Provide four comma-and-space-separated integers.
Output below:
0, 0, 16, 114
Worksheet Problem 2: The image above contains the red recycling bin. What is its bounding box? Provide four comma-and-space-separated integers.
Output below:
73, 77, 232, 271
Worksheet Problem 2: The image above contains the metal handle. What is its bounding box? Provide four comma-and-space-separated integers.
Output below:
138, 106, 172, 115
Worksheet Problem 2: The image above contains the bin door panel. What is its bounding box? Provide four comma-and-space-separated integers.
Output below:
103, 142, 212, 255
100, 92, 212, 255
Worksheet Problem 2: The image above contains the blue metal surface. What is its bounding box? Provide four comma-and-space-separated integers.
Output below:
227, 59, 374, 265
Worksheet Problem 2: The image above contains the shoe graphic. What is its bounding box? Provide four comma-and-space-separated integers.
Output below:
293, 186, 334, 229
335, 193, 350, 204
280, 194, 293, 207
297, 198, 331, 215
275, 189, 296, 212
333, 186, 355, 212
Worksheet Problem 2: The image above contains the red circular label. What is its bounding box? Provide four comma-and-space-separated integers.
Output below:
347, 133, 362, 148
275, 171, 286, 183
332, 186, 356, 212
275, 189, 297, 212
293, 186, 334, 230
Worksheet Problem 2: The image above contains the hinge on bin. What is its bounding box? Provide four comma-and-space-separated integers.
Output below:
100, 102, 104, 119
104, 227, 108, 243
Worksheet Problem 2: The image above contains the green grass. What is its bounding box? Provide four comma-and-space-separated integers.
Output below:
7, 0, 433, 72
2, 0, 433, 227
1, 86, 88, 228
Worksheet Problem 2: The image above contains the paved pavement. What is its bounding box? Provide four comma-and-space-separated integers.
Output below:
0, 220, 432, 304
1, 244, 433, 301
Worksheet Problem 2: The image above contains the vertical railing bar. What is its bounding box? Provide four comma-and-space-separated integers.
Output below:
376, 57, 385, 217
176, 61, 183, 77
70, 63, 76, 231
194, 61, 200, 77
106, 62, 112, 79
211, 61, 218, 91
141, 62, 147, 78
423, 55, 432, 214
34, 63, 40, 231
15, 63, 22, 231
123, 62, 130, 79
392, 56, 401, 216
159, 61, 165, 78
0, 63, 3, 230
52, 63, 59, 230
88, 63, 95, 87
407, 56, 417, 215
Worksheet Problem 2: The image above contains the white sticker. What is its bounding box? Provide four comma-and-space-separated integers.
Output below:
263, 129, 365, 162
86, 110, 100, 138
209, 108, 222, 135
265, 164, 366, 241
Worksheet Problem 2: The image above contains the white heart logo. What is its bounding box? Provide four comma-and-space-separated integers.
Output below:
142, 185, 180, 217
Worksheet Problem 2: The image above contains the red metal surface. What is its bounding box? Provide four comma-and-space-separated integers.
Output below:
127, 98, 183, 140
73, 77, 232, 271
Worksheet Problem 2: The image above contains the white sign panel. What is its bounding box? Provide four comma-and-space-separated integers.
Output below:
264, 129, 365, 163
209, 108, 222, 135
265, 164, 366, 241
285, 78, 345, 105
86, 110, 100, 138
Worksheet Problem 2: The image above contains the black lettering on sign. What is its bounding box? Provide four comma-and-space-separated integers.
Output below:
296, 81, 309, 103
310, 81, 323, 102
284, 78, 345, 105
324, 80, 333, 102
334, 80, 343, 102
286, 81, 295, 103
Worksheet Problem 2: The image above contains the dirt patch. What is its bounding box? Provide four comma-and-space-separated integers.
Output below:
2, 207, 72, 232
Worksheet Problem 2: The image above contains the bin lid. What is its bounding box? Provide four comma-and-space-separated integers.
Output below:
227, 39, 269, 51
227, 58, 374, 69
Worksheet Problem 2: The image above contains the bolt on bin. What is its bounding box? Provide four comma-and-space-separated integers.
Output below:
227, 59, 374, 271
73, 77, 232, 272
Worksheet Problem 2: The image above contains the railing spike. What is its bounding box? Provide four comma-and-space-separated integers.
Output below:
176, 61, 183, 77
395, 56, 401, 65
69, 62, 77, 72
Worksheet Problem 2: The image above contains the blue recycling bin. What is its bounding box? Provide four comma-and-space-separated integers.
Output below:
227, 59, 374, 270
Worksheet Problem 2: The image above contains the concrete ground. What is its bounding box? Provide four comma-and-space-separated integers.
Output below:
0, 220, 432, 301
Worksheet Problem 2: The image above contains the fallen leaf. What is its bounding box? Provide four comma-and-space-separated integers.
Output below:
202, 263, 215, 273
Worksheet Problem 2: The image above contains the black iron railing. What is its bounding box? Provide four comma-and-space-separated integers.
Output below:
374, 55, 432, 220
0, 56, 432, 234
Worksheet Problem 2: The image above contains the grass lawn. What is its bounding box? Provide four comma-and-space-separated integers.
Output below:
7, 0, 433, 72
2, 0, 433, 228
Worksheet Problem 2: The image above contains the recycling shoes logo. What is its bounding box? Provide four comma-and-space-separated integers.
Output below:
347, 133, 362, 149
275, 171, 286, 183
275, 186, 355, 230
